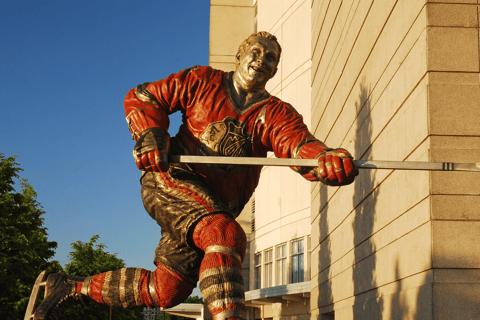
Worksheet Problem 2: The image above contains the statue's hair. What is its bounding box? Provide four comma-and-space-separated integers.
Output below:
236, 31, 282, 64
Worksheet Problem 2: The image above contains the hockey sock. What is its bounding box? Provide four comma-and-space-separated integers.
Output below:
192, 213, 247, 320
76, 263, 194, 308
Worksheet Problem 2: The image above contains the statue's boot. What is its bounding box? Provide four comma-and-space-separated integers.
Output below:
30, 264, 194, 320
32, 273, 89, 320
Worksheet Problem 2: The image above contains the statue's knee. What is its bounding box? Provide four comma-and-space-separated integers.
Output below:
153, 263, 195, 308
193, 213, 247, 260
229, 219, 246, 258
158, 285, 193, 308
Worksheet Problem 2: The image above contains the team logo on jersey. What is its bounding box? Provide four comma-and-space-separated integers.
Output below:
198, 117, 252, 172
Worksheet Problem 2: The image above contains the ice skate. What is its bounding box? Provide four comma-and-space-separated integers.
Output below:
24, 271, 89, 320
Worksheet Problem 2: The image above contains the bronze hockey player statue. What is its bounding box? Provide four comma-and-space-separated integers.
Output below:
27, 31, 358, 320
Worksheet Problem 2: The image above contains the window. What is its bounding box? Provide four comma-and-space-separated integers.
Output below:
275, 243, 287, 285
254, 253, 262, 289
307, 236, 311, 281
291, 238, 304, 283
251, 196, 256, 233
264, 249, 273, 288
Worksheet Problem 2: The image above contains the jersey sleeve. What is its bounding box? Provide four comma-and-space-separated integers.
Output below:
260, 100, 329, 181
124, 66, 202, 140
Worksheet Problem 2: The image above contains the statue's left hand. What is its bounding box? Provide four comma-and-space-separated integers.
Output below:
315, 148, 358, 186
133, 127, 170, 172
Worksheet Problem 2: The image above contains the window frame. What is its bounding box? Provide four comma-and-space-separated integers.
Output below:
291, 238, 304, 284
307, 235, 311, 281
254, 252, 262, 289
275, 243, 287, 286
264, 248, 273, 288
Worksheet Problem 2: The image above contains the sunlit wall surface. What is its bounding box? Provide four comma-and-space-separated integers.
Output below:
209, 1, 313, 319
210, 0, 480, 319
310, 1, 480, 319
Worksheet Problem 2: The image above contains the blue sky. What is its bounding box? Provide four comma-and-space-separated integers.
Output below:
1, 1, 210, 297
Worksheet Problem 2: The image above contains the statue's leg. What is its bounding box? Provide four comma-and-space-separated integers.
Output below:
32, 263, 194, 320
192, 213, 247, 320
81, 262, 194, 308
33, 160, 232, 319
140, 163, 235, 286
140, 164, 247, 319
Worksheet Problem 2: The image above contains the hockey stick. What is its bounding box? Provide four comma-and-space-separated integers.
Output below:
170, 155, 480, 172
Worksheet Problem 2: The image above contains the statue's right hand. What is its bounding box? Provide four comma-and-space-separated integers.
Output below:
133, 127, 170, 172
315, 148, 358, 186
136, 149, 169, 172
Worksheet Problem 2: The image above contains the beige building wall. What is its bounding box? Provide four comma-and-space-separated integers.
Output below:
250, 1, 313, 319
210, 1, 480, 320
310, 1, 480, 320
209, 0, 254, 72
209, 1, 314, 319
209, 0, 255, 296
253, 0, 312, 276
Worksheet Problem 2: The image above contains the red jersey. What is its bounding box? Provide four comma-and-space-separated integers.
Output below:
125, 66, 322, 216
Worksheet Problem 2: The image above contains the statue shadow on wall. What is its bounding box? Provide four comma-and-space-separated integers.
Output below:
351, 78, 383, 319
317, 77, 432, 319
351, 78, 430, 319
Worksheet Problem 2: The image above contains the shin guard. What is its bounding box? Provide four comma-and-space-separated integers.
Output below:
193, 214, 247, 320
79, 263, 194, 309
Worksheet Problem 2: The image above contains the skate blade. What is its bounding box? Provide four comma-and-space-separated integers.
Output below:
24, 270, 48, 320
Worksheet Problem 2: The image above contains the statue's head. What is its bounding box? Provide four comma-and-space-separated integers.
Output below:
235, 31, 282, 89
236, 31, 282, 66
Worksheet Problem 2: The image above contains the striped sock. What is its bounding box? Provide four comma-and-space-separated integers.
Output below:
193, 213, 247, 320
78, 263, 194, 308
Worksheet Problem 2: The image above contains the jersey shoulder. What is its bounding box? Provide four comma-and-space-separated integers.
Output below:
268, 95, 300, 114
179, 65, 226, 80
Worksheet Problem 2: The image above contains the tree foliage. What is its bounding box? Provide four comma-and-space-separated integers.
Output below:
0, 153, 62, 320
62, 235, 202, 320
64, 234, 125, 276
60, 235, 144, 320
0, 153, 197, 320
183, 295, 203, 304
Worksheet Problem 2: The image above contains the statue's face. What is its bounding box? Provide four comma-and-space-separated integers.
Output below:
236, 37, 280, 89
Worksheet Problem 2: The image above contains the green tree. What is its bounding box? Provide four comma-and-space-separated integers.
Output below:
0, 153, 62, 320
60, 235, 144, 320
183, 295, 203, 304
64, 234, 125, 276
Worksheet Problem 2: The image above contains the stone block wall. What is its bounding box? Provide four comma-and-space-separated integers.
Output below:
310, 1, 480, 319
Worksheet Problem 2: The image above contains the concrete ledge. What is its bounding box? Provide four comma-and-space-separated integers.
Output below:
245, 281, 311, 306
143, 303, 211, 320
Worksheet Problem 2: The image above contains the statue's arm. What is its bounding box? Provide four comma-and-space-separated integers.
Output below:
124, 66, 208, 173
123, 66, 203, 172
124, 82, 171, 172
261, 102, 358, 186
